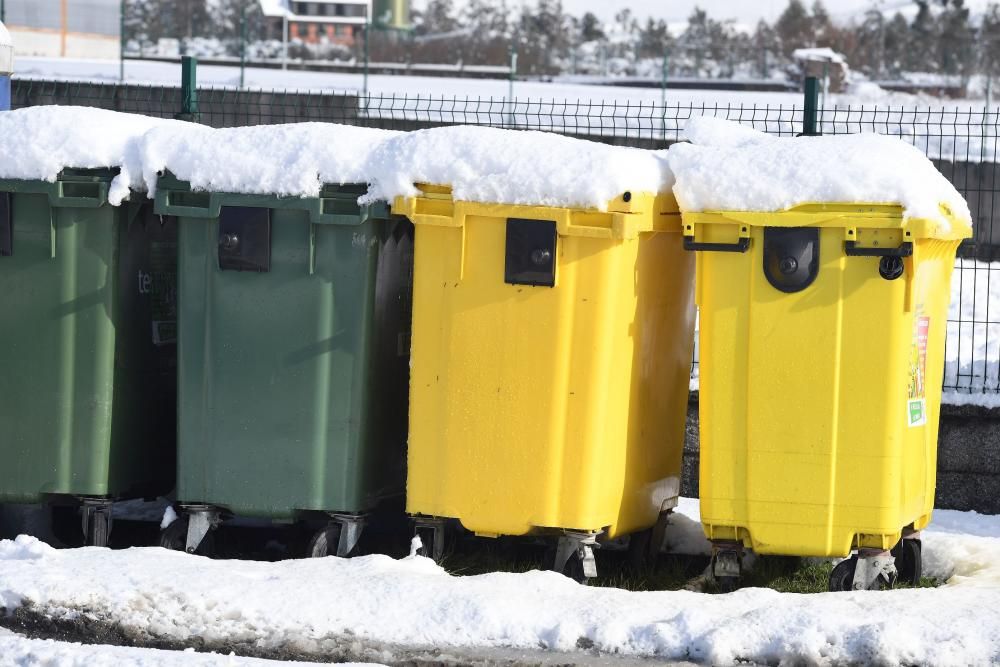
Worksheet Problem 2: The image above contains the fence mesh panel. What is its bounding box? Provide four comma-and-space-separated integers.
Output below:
10, 78, 1000, 395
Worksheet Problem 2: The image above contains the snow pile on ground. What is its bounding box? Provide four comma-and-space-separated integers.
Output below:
1, 501, 998, 666
670, 117, 973, 228
0, 107, 673, 211
0, 629, 344, 667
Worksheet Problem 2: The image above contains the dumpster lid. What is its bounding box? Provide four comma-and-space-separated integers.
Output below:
668, 117, 972, 240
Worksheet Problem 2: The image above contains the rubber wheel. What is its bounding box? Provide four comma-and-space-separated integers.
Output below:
627, 528, 655, 572
829, 556, 858, 592
308, 523, 348, 558
716, 575, 740, 593
414, 526, 442, 562
159, 516, 215, 557
50, 504, 84, 548
892, 539, 922, 586
85, 510, 111, 548
545, 546, 589, 584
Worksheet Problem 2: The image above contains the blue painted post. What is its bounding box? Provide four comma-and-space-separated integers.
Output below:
0, 20, 12, 111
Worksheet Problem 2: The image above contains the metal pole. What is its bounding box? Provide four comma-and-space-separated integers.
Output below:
1, 0, 6, 23
661, 51, 669, 106
178, 55, 199, 122
508, 41, 517, 102
362, 22, 370, 98
282, 13, 288, 70
239, 6, 247, 89
803, 76, 820, 136
119, 0, 125, 82
60, 0, 67, 57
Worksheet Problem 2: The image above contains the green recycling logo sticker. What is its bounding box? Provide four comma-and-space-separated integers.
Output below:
908, 399, 927, 428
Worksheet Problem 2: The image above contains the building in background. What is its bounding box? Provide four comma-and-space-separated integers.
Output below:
3, 0, 120, 59
259, 0, 408, 46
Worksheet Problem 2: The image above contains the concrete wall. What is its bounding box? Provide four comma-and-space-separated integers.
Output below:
681, 395, 1000, 515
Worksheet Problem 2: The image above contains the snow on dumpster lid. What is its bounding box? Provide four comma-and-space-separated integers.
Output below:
0, 106, 186, 205
0, 107, 673, 212
364, 125, 674, 211
667, 117, 972, 231
138, 122, 400, 199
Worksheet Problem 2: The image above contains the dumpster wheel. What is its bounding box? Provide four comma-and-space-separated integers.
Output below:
891, 537, 922, 586
159, 516, 215, 557
549, 532, 600, 584
308, 516, 365, 559
829, 551, 897, 592
80, 499, 114, 548
709, 543, 744, 593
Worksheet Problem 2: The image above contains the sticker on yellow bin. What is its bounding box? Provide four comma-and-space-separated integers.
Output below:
908, 308, 930, 428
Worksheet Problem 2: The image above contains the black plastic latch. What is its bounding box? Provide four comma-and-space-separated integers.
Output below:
0, 193, 11, 257
505, 218, 557, 287
218, 206, 271, 272
763, 227, 819, 293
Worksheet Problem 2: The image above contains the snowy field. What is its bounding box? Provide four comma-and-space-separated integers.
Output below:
1, 498, 999, 665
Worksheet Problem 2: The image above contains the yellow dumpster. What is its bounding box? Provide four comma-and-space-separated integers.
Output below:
685, 202, 970, 591
394, 185, 695, 580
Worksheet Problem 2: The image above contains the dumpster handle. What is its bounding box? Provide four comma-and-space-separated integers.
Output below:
844, 240, 913, 258
683, 236, 751, 253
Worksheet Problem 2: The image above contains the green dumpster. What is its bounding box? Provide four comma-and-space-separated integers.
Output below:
153, 173, 411, 557
0, 169, 178, 546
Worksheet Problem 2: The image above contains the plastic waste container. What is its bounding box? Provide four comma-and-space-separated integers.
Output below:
0, 169, 178, 546
684, 202, 971, 591
154, 173, 412, 558
394, 185, 696, 579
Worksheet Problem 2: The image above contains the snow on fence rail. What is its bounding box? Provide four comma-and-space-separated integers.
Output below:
7, 78, 1000, 396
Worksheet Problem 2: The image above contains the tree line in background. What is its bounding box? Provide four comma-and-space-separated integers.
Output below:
124, 0, 1000, 84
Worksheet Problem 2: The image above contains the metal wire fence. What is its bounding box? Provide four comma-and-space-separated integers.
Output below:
9, 77, 1000, 395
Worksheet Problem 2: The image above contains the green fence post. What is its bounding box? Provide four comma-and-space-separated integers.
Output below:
803, 76, 820, 136
661, 50, 669, 107
239, 6, 247, 89
177, 56, 200, 123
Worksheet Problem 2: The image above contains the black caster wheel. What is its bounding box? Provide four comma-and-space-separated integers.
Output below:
828, 556, 858, 591
308, 523, 356, 558
892, 538, 922, 586
546, 546, 589, 584
159, 516, 215, 557
716, 576, 740, 593
627, 527, 656, 573
413, 523, 446, 563
86, 509, 111, 548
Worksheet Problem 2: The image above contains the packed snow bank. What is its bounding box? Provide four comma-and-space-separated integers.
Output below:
1, 502, 998, 666
670, 117, 972, 227
363, 126, 673, 210
0, 628, 342, 667
0, 107, 673, 210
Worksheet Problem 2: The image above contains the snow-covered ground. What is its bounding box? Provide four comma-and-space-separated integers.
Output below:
0, 629, 345, 667
1, 498, 998, 666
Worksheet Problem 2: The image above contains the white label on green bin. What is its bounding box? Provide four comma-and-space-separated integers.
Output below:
908, 398, 927, 428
